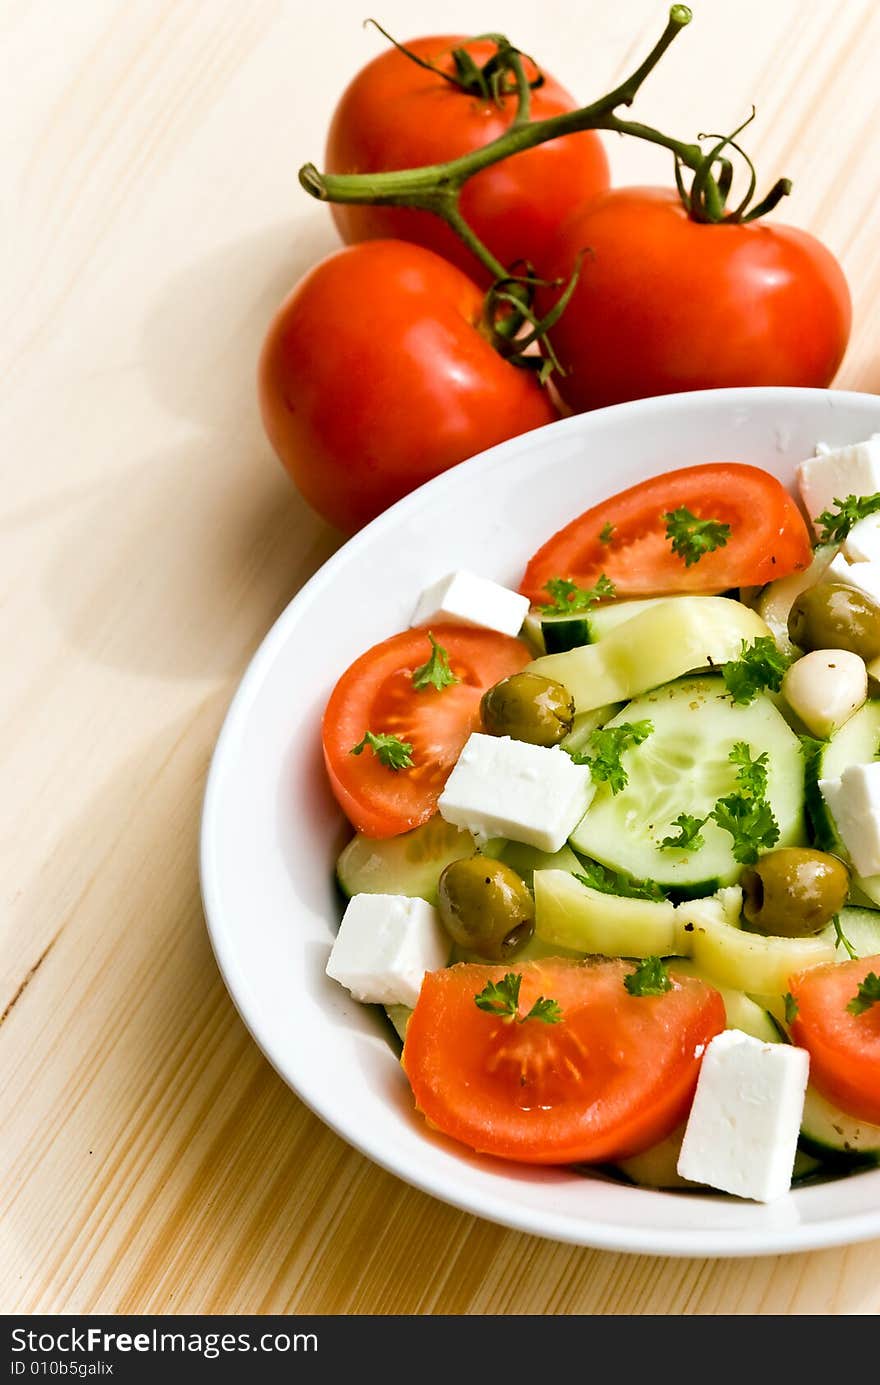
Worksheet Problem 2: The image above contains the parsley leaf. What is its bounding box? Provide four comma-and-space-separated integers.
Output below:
571, 719, 654, 793
723, 637, 791, 705
574, 862, 666, 902
710, 793, 780, 864
539, 573, 616, 614
783, 991, 799, 1024
729, 742, 770, 800
833, 914, 858, 960
599, 522, 615, 545
660, 813, 707, 851
474, 973, 563, 1024
624, 956, 673, 997
411, 631, 459, 692
349, 730, 414, 771
815, 493, 880, 545
523, 995, 563, 1024
846, 971, 880, 1017
664, 507, 731, 567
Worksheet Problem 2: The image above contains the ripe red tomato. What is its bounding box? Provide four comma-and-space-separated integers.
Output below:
790, 956, 880, 1125
323, 625, 531, 838
520, 462, 813, 603
402, 958, 725, 1164
259, 240, 558, 533
539, 188, 851, 411
324, 35, 610, 280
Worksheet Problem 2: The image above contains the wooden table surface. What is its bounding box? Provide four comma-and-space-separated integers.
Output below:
4, 0, 880, 1316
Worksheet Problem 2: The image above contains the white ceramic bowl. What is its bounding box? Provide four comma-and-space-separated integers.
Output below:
201, 386, 880, 1257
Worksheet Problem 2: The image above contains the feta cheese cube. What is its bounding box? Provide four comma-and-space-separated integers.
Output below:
822, 552, 880, 605
677, 1030, 810, 1202
411, 571, 529, 637
437, 732, 594, 852
798, 437, 880, 535
819, 762, 880, 876
326, 893, 449, 1008
844, 513, 880, 564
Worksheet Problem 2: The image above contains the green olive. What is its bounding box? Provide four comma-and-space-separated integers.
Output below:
481, 672, 575, 746
741, 847, 849, 937
437, 856, 535, 961
788, 583, 880, 661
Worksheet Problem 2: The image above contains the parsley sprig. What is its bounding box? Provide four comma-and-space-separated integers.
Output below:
710, 794, 779, 865
723, 637, 791, 705
474, 973, 563, 1024
411, 631, 459, 692
660, 813, 706, 851
783, 992, 799, 1024
815, 493, 880, 545
833, 914, 858, 960
349, 730, 414, 771
599, 523, 615, 545
664, 507, 731, 567
730, 741, 770, 799
570, 719, 654, 793
624, 956, 672, 997
846, 971, 880, 1017
574, 862, 666, 902
539, 573, 616, 615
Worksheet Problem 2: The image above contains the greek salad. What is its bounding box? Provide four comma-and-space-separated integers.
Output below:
321, 446, 880, 1202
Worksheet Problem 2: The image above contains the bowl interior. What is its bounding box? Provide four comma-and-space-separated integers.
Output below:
201, 387, 880, 1256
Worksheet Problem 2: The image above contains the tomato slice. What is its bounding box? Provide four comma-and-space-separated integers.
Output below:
323, 624, 531, 838
520, 463, 812, 603
402, 959, 725, 1164
790, 955, 880, 1125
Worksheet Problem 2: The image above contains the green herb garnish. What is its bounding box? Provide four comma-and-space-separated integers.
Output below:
411, 631, 459, 692
571, 719, 654, 793
599, 523, 616, 545
474, 973, 563, 1024
660, 813, 707, 851
663, 506, 731, 567
349, 730, 414, 771
710, 793, 780, 864
574, 862, 666, 902
846, 971, 880, 1017
722, 637, 791, 705
730, 742, 770, 800
624, 956, 673, 997
539, 573, 616, 614
783, 991, 799, 1024
833, 914, 858, 960
815, 493, 880, 545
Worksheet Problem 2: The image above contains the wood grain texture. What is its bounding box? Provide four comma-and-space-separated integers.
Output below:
2, 0, 879, 1315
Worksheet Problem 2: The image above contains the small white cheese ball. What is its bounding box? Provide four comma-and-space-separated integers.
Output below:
782, 648, 867, 739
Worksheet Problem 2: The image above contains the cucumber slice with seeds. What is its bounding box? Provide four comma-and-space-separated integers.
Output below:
337, 818, 493, 904
569, 676, 806, 890
800, 1086, 880, 1164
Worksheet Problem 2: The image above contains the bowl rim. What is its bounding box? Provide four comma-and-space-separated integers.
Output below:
200, 385, 880, 1257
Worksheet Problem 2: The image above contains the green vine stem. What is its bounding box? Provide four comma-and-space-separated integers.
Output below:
299, 6, 790, 284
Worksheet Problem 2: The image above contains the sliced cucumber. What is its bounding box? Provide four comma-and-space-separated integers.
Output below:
668, 959, 782, 1044
500, 841, 582, 888
688, 912, 836, 994
800, 1085, 880, 1164
534, 869, 680, 957
818, 905, 880, 958
560, 704, 622, 757
806, 700, 880, 897
756, 544, 837, 657
615, 1123, 693, 1190
337, 818, 485, 904
524, 599, 667, 656
527, 596, 771, 713
384, 1004, 411, 1043
569, 676, 806, 890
